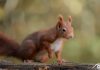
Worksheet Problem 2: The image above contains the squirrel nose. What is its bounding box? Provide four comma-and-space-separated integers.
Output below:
68, 33, 74, 39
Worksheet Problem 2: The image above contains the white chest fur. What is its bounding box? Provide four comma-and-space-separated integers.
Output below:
51, 38, 63, 52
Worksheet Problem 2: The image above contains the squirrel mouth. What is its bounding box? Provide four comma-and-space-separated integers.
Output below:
66, 36, 73, 39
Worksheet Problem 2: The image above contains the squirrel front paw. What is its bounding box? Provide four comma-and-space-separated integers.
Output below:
57, 58, 63, 64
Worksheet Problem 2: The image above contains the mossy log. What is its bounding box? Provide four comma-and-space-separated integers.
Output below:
0, 60, 97, 70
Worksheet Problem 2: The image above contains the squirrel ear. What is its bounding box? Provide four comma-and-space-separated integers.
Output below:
67, 16, 72, 23
56, 15, 63, 29
58, 15, 64, 21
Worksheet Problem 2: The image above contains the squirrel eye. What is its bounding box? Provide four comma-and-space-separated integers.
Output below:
62, 28, 66, 32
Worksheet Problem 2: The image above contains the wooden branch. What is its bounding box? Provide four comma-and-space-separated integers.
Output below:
0, 60, 97, 70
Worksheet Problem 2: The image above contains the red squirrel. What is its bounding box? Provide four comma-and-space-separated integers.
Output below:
0, 15, 74, 64
17, 15, 74, 64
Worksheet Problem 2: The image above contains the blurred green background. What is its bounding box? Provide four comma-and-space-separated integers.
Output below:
0, 0, 100, 64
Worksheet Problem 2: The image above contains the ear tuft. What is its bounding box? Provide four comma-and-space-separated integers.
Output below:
68, 16, 72, 22
58, 15, 63, 21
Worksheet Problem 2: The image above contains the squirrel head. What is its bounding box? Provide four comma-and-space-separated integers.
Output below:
56, 15, 74, 39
